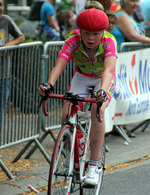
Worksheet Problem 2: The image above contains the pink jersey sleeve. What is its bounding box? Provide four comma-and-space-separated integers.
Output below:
58, 31, 80, 62
101, 37, 118, 59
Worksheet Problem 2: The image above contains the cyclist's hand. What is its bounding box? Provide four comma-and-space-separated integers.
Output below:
37, 83, 54, 97
93, 89, 108, 103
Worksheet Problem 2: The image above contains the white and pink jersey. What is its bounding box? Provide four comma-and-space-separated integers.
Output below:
59, 29, 118, 77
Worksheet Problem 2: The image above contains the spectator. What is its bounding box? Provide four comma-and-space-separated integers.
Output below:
110, 0, 120, 12
84, 1, 104, 10
0, 0, 25, 133
75, 0, 86, 15
40, 0, 60, 41
132, 4, 144, 23
56, 0, 76, 39
111, 0, 150, 53
105, 10, 117, 33
97, 0, 113, 11
140, 0, 150, 37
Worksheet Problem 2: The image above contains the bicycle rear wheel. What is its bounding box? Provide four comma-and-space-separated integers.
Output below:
83, 138, 106, 195
48, 125, 73, 195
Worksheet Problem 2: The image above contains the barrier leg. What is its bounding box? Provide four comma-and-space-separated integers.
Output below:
105, 144, 110, 152
12, 140, 34, 163
13, 138, 51, 164
141, 120, 150, 132
130, 120, 150, 133
0, 158, 14, 179
25, 132, 49, 159
34, 138, 51, 164
114, 125, 131, 144
25, 130, 57, 159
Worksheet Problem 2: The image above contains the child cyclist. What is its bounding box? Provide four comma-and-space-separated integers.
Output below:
38, 8, 117, 186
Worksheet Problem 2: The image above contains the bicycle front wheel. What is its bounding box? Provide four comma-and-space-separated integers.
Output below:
48, 125, 73, 195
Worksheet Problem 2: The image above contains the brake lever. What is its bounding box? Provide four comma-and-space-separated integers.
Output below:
38, 88, 52, 109
96, 102, 103, 122
38, 83, 54, 110
96, 102, 102, 118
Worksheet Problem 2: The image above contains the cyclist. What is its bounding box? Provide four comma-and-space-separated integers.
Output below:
38, 8, 117, 186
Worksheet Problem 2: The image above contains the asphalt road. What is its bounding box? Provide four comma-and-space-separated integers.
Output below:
48, 159, 150, 195
101, 159, 150, 195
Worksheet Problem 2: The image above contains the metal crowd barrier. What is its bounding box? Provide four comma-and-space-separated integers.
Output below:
20, 41, 150, 162
24, 41, 75, 160
1, 41, 150, 179
119, 42, 150, 53
0, 42, 51, 179
42, 41, 74, 127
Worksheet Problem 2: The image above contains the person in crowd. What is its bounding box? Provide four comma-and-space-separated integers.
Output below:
105, 9, 117, 33
111, 0, 150, 53
140, 0, 150, 37
56, 0, 76, 39
40, 0, 60, 41
110, 0, 120, 12
75, 0, 86, 15
0, 0, 25, 133
84, 1, 104, 10
98, 0, 113, 11
132, 4, 144, 23
74, 0, 112, 14
37, 8, 117, 185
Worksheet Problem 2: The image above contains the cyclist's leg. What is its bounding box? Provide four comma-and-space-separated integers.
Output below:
84, 101, 108, 186
90, 101, 108, 160
84, 73, 116, 186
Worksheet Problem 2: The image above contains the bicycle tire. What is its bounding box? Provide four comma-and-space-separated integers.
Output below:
48, 125, 73, 195
83, 137, 106, 195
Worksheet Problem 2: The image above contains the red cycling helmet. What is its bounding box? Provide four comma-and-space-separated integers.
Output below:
77, 8, 109, 31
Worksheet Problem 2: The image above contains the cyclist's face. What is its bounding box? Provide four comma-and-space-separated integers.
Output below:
80, 30, 104, 50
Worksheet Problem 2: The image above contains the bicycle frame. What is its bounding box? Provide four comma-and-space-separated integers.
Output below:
42, 92, 104, 194
75, 110, 92, 182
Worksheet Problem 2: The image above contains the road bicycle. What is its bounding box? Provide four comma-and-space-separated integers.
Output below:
42, 90, 106, 195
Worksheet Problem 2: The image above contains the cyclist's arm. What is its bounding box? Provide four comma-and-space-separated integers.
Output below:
101, 56, 116, 92
47, 57, 68, 86
94, 56, 116, 103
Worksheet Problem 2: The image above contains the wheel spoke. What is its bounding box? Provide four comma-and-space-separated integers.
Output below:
48, 125, 73, 195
